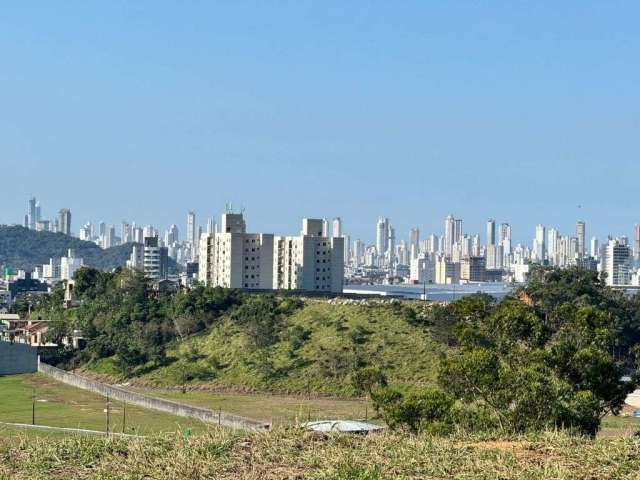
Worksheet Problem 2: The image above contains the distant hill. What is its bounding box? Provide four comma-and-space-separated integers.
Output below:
0, 225, 181, 273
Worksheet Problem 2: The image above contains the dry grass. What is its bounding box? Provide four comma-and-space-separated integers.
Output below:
2, 427, 640, 479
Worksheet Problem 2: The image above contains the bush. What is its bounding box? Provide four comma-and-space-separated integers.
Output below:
372, 386, 454, 434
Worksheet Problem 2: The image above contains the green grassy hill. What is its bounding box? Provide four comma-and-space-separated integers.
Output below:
89, 300, 441, 397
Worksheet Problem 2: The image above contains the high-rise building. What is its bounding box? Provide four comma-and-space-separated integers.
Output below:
198, 232, 215, 285
211, 213, 274, 290
376, 217, 389, 257
132, 226, 144, 244
533, 224, 546, 263
60, 249, 83, 281
466, 234, 476, 257
27, 197, 37, 230
461, 256, 486, 282
274, 218, 344, 293
576, 221, 586, 258
206, 217, 215, 234
409, 228, 420, 259
121, 222, 131, 244
134, 236, 169, 280
634, 225, 640, 260
486, 219, 496, 246
602, 238, 631, 286
454, 219, 463, 244
353, 239, 365, 267
332, 217, 342, 238
499, 223, 512, 264
387, 224, 396, 263
547, 228, 559, 266
443, 215, 455, 257
187, 211, 197, 247
164, 224, 179, 246
590, 237, 599, 259
58, 208, 72, 236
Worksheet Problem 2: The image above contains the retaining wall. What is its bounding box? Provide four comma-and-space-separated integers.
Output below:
0, 341, 38, 375
38, 361, 269, 430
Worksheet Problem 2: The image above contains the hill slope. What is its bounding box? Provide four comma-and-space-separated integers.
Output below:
0, 225, 179, 272
93, 299, 442, 396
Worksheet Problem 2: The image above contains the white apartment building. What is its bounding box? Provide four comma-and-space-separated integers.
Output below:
274, 218, 344, 293
127, 237, 168, 280
212, 213, 274, 289
601, 238, 632, 286
60, 249, 84, 281
198, 232, 215, 285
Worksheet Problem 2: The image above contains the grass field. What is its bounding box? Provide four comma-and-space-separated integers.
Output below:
0, 374, 209, 436
3, 428, 640, 479
131, 386, 372, 426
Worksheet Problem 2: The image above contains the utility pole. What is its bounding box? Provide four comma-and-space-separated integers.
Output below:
122, 402, 126, 434
32, 389, 36, 425
106, 394, 110, 435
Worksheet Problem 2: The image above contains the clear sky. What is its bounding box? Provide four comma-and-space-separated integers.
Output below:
2, 2, 639, 245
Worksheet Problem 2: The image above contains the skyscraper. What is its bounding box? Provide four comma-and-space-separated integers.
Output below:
547, 228, 558, 266
590, 237, 599, 259
409, 228, 420, 259
58, 208, 72, 236
576, 221, 586, 258
187, 211, 197, 246
376, 217, 389, 256
206, 217, 215, 234
164, 224, 179, 246
387, 224, 396, 263
27, 197, 37, 230
486, 219, 496, 246
634, 225, 640, 260
121, 222, 131, 243
602, 238, 631, 286
444, 215, 455, 257
332, 217, 342, 238
454, 219, 463, 244
534, 224, 546, 263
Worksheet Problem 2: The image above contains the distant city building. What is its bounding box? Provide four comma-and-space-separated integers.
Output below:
60, 249, 83, 281
142, 237, 168, 280
58, 208, 72, 236
602, 238, 632, 286
332, 217, 342, 238
576, 221, 586, 259
376, 217, 389, 258
486, 219, 496, 246
460, 256, 486, 282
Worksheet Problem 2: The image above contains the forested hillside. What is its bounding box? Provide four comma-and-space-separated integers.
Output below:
0, 225, 179, 272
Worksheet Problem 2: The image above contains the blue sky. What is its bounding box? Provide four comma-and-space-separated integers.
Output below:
1, 2, 639, 245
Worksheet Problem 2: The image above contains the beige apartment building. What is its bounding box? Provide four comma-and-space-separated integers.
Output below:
198, 214, 344, 293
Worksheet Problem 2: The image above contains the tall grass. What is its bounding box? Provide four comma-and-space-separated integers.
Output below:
2, 427, 640, 479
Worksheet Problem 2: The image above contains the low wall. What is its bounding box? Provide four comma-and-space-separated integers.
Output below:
38, 361, 269, 430
0, 341, 38, 375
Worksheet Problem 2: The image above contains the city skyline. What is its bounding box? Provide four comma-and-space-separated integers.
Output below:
8, 193, 640, 251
